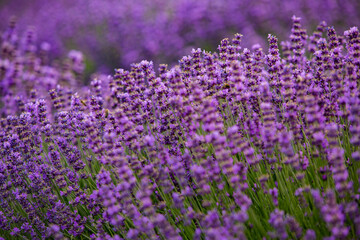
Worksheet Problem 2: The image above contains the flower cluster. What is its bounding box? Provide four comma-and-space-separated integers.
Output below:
0, 16, 360, 240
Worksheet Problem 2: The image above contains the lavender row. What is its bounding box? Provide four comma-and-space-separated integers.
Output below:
0, 0, 359, 71
0, 16, 360, 239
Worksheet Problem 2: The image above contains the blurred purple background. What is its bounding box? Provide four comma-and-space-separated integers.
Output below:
1, 0, 359, 74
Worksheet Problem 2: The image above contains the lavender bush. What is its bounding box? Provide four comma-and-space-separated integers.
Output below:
1, 15, 360, 239
0, 0, 359, 72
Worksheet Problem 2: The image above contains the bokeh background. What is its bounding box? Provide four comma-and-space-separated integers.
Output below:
1, 0, 359, 76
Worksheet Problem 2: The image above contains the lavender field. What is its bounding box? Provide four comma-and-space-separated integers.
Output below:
0, 2, 360, 240
1, 0, 360, 72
